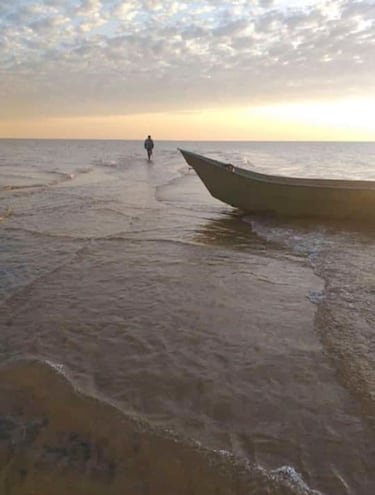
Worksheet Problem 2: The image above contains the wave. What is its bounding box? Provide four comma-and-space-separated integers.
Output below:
0, 359, 322, 495
3, 183, 46, 191
1, 167, 94, 193
93, 159, 120, 168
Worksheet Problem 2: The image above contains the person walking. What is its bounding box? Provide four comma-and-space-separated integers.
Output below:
144, 135, 154, 161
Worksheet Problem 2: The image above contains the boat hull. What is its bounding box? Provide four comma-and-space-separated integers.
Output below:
179, 149, 375, 220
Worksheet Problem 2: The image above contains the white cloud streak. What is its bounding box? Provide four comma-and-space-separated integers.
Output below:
0, 0, 374, 118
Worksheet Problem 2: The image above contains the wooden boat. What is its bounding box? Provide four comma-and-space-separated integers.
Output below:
179, 149, 375, 220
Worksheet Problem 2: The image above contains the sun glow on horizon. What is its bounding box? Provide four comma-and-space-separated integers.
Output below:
0, 98, 374, 142
250, 98, 375, 139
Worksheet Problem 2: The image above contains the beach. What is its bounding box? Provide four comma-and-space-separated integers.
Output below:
0, 139, 374, 495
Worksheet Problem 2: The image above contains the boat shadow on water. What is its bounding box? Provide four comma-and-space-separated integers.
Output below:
192, 210, 375, 258
192, 213, 268, 252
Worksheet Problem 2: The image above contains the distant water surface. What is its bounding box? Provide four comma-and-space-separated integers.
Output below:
0, 139, 374, 495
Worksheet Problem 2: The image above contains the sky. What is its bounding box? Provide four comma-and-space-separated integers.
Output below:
0, 0, 374, 140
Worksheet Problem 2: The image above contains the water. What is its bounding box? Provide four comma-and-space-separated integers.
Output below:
0, 139, 374, 495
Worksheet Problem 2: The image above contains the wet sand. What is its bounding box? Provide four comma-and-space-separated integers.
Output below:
0, 360, 318, 495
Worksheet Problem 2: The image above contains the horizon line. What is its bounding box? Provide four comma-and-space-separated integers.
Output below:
1, 137, 374, 143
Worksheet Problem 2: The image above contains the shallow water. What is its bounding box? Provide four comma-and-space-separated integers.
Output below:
0, 139, 374, 494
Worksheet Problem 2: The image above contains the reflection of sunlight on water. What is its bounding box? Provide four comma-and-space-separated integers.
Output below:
226, 142, 375, 180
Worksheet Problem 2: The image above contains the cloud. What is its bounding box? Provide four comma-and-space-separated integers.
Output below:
0, 0, 374, 118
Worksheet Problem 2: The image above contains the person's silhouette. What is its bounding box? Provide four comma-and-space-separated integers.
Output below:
144, 135, 154, 161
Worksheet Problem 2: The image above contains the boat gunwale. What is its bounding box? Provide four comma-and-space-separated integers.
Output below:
178, 148, 375, 192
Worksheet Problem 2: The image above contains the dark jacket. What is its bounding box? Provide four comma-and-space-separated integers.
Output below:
144, 138, 154, 150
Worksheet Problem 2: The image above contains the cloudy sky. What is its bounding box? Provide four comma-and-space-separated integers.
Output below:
0, 0, 374, 139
